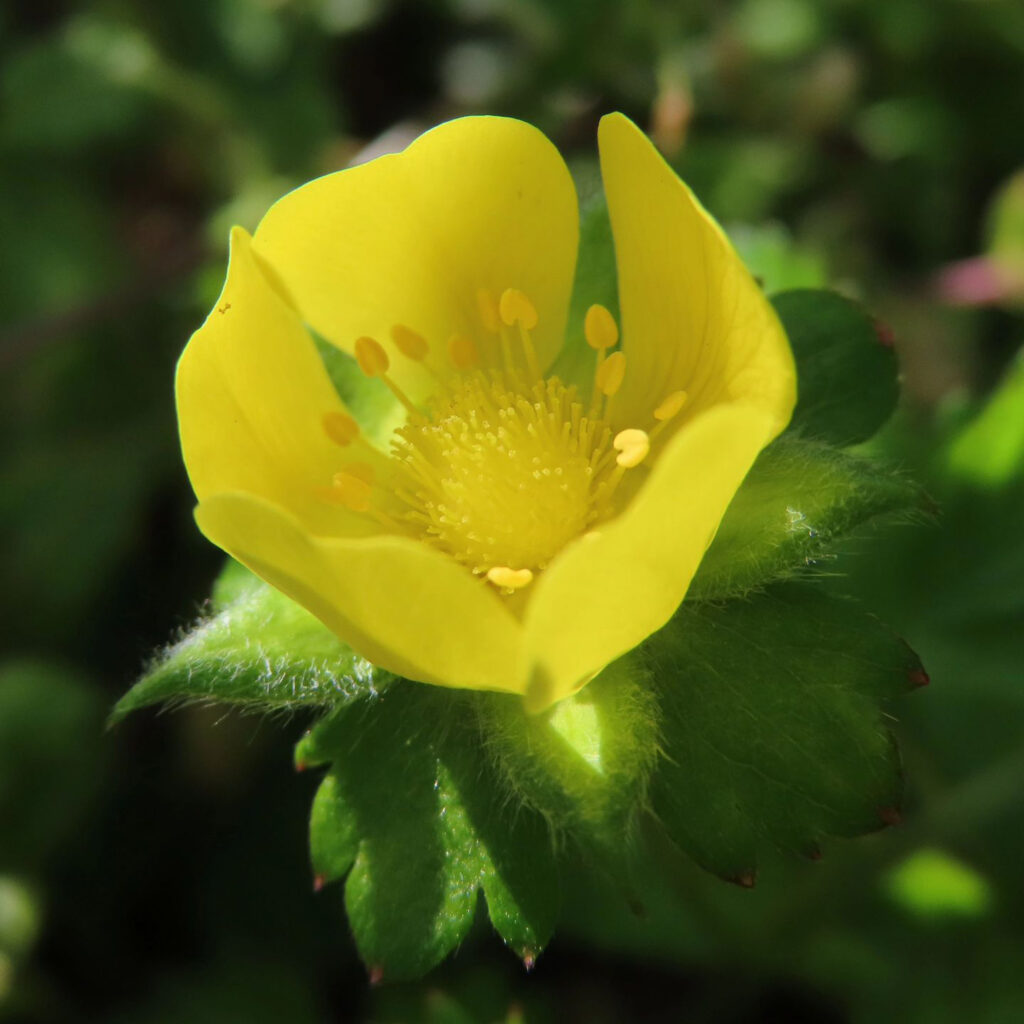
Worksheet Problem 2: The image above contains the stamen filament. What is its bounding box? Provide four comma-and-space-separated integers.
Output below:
353, 335, 420, 417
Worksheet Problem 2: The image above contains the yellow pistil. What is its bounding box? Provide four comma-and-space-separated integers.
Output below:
387, 364, 645, 585
337, 295, 648, 595
354, 335, 419, 416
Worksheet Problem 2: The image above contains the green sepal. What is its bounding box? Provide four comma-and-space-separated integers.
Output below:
643, 584, 924, 881
475, 653, 659, 847
691, 436, 924, 601
297, 683, 558, 981
111, 561, 384, 724
773, 288, 900, 446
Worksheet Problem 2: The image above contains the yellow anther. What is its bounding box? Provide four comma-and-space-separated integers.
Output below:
355, 335, 419, 416
447, 333, 479, 370
476, 288, 500, 333
486, 566, 534, 591
595, 350, 627, 397
341, 461, 374, 484
584, 304, 619, 350
322, 411, 360, 447
390, 324, 429, 361
354, 336, 389, 378
654, 390, 688, 421
331, 463, 374, 511
499, 288, 539, 330
613, 428, 650, 468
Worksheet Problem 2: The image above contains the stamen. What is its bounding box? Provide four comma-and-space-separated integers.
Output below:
499, 288, 542, 381
499, 289, 539, 330
650, 389, 688, 441
486, 566, 534, 592
447, 333, 479, 370
354, 336, 389, 378
612, 428, 651, 468
322, 411, 359, 447
354, 335, 419, 417
584, 304, 618, 350
476, 288, 500, 333
654, 390, 687, 421
330, 463, 374, 512
390, 324, 429, 361
595, 351, 626, 397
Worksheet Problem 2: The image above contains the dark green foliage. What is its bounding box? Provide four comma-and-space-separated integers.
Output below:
692, 436, 924, 600
297, 684, 559, 979
774, 290, 901, 446
645, 585, 922, 879
0, 661, 105, 869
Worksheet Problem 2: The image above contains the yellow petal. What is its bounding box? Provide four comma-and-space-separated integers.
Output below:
195, 492, 524, 693
253, 117, 578, 396
598, 113, 796, 438
521, 404, 773, 711
176, 226, 376, 537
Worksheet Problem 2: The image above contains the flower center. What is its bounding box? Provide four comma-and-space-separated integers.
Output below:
392, 373, 615, 577
319, 289, 687, 595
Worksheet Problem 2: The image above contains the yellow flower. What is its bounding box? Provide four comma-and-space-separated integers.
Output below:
176, 113, 795, 711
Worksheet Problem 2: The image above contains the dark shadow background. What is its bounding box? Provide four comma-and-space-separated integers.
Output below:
2, 0, 1023, 1020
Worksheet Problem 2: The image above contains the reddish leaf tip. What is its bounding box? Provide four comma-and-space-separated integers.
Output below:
879, 806, 902, 827
522, 952, 536, 972
908, 668, 930, 688
312, 873, 327, 892
805, 845, 823, 862
295, 759, 308, 772
368, 965, 384, 986
731, 870, 757, 889
873, 318, 896, 348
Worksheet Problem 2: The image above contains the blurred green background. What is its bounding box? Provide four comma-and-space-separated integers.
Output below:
2, 0, 1023, 1020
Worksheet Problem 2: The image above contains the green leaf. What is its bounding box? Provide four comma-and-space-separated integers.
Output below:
730, 222, 827, 294
945, 349, 1024, 488
111, 564, 382, 723
476, 654, 659, 846
297, 684, 558, 980
691, 436, 923, 601
773, 289, 900, 446
644, 585, 923, 880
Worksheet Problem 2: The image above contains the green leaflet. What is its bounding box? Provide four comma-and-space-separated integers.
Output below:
297, 683, 559, 981
773, 288, 900, 446
643, 584, 925, 881
111, 563, 383, 724
691, 436, 924, 601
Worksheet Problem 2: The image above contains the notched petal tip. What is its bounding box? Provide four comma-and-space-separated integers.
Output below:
598, 110, 796, 441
